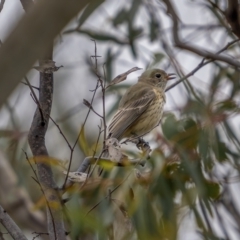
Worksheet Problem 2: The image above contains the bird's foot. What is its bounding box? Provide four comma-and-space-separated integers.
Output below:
122, 137, 152, 159
136, 138, 151, 159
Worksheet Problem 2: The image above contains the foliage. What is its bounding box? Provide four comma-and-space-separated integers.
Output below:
0, 0, 240, 240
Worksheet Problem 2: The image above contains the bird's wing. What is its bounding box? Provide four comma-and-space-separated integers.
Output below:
108, 86, 156, 139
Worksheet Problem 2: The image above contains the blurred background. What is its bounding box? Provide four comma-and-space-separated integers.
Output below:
0, 0, 240, 239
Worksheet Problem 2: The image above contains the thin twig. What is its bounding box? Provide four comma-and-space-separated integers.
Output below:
21, 81, 39, 90
165, 39, 240, 92
62, 80, 100, 189
48, 115, 72, 150
83, 99, 103, 118
22, 150, 56, 239
101, 65, 107, 142
24, 77, 44, 123
86, 169, 134, 215
163, 0, 240, 68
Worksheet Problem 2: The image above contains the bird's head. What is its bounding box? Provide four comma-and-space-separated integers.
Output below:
138, 68, 175, 90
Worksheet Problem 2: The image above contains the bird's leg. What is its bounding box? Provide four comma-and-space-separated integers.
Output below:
122, 137, 151, 159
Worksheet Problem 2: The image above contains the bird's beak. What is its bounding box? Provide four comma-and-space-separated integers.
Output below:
167, 73, 176, 80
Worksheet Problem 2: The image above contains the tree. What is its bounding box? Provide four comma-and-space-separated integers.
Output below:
0, 0, 240, 239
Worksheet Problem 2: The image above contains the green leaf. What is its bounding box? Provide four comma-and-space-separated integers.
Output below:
178, 118, 199, 149
78, 125, 90, 156
183, 99, 206, 116
205, 180, 220, 200
149, 18, 159, 42
75, 29, 127, 45
112, 9, 128, 26
215, 99, 238, 112
78, 0, 105, 28
153, 52, 164, 64
213, 140, 228, 162
210, 68, 226, 98
128, 0, 142, 23
105, 48, 113, 84
162, 113, 179, 141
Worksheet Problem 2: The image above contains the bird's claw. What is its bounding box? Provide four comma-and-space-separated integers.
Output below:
136, 138, 151, 159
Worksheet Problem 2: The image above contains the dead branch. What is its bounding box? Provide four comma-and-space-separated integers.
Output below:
28, 58, 66, 239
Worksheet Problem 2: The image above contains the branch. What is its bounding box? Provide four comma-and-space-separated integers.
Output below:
162, 0, 240, 68
62, 77, 100, 189
76, 156, 146, 174
28, 59, 66, 239
0, 150, 46, 234
166, 39, 240, 91
0, 204, 27, 240
0, 0, 97, 108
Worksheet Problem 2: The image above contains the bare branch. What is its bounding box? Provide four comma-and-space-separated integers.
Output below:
166, 39, 240, 91
83, 98, 103, 118
62, 79, 100, 189
162, 0, 240, 68
28, 60, 66, 239
0, 205, 27, 240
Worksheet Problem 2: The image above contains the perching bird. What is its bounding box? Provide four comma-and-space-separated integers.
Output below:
108, 68, 175, 141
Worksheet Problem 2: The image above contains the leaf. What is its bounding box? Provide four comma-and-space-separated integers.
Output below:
215, 99, 238, 112
29, 156, 62, 166
83, 98, 91, 108
162, 113, 179, 141
112, 9, 128, 26
210, 68, 226, 98
153, 52, 165, 64
128, 26, 143, 57
205, 180, 220, 200
106, 67, 142, 88
149, 18, 159, 42
213, 140, 228, 162
177, 118, 199, 149
128, 0, 142, 23
104, 48, 115, 83
74, 29, 128, 45
78, 0, 105, 28
98, 159, 116, 170
78, 125, 90, 156
183, 99, 206, 116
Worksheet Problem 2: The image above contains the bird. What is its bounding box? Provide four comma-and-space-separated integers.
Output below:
108, 68, 175, 141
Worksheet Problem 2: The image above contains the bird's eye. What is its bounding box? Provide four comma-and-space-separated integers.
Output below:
155, 73, 161, 78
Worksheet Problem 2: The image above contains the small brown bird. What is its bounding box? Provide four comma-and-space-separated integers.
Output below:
108, 69, 175, 140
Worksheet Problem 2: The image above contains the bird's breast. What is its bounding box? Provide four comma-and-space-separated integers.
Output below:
127, 91, 166, 137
